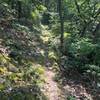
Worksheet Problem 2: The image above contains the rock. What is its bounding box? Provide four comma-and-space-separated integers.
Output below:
0, 77, 6, 84
8, 66, 19, 73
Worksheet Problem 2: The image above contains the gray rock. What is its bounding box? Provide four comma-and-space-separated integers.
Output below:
0, 77, 6, 84
8, 66, 19, 73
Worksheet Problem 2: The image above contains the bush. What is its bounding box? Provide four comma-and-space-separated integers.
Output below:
61, 37, 100, 77
69, 38, 96, 57
23, 64, 45, 84
94, 41, 100, 65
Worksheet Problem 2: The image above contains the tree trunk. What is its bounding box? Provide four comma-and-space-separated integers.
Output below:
9, 0, 14, 9
17, 0, 22, 19
93, 22, 100, 41
58, 0, 64, 53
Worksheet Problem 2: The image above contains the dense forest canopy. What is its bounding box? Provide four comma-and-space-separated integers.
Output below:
0, 0, 100, 100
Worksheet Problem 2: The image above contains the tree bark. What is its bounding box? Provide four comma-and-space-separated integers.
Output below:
17, 0, 22, 19
58, 0, 64, 53
93, 22, 100, 41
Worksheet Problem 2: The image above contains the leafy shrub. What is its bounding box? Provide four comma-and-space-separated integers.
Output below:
37, 5, 47, 12
0, 86, 48, 100
94, 41, 100, 65
31, 9, 41, 26
23, 64, 45, 84
67, 96, 76, 100
0, 84, 5, 91
69, 38, 96, 57
61, 37, 100, 77
0, 3, 13, 19
84, 64, 100, 78
51, 24, 60, 36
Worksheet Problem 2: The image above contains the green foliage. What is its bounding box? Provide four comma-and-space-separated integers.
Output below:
51, 23, 61, 36
69, 38, 96, 56
12, 23, 30, 32
59, 36, 100, 78
37, 5, 47, 12
23, 64, 45, 84
0, 2, 13, 19
0, 87, 48, 100
0, 54, 10, 65
31, 9, 41, 26
67, 96, 76, 100
10, 92, 25, 100
48, 51, 57, 60
31, 10, 39, 20
85, 64, 100, 74
94, 42, 100, 65
0, 0, 100, 99
0, 84, 5, 91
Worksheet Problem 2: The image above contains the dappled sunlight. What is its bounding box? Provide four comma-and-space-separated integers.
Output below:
62, 81, 93, 100
64, 32, 71, 38
0, 0, 100, 99
42, 68, 62, 100
55, 70, 100, 100
0, 85, 48, 100
40, 35, 49, 43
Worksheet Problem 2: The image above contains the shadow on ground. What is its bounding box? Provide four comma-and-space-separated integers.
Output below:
0, 21, 54, 100
0, 21, 54, 67
0, 85, 48, 100
56, 70, 100, 100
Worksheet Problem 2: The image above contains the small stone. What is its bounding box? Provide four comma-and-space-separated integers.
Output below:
0, 77, 6, 84
8, 66, 18, 73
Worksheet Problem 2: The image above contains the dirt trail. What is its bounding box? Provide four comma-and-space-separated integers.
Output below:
40, 26, 62, 100
42, 68, 61, 100
37, 26, 99, 100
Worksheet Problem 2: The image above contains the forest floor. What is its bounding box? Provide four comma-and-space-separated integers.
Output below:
0, 24, 100, 100
38, 26, 62, 100
38, 26, 100, 100
42, 68, 61, 100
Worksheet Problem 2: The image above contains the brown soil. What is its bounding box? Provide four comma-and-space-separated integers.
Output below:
42, 68, 61, 100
